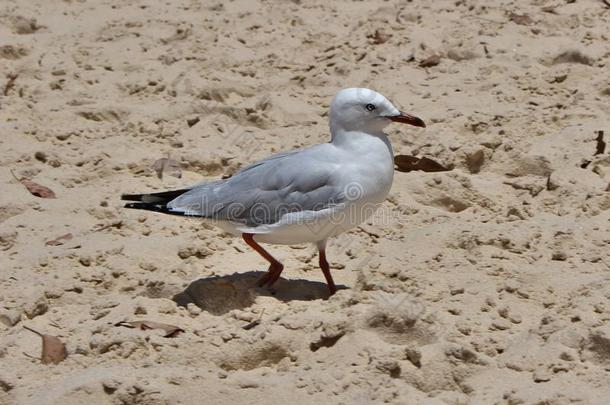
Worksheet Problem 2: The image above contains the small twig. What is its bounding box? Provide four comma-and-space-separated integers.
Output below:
23, 325, 43, 337
242, 309, 265, 330
22, 351, 38, 360
9, 169, 22, 182
603, 0, 610, 9
3, 73, 18, 96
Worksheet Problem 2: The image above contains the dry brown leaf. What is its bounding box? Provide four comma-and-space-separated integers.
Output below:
115, 320, 184, 338
21, 179, 56, 198
45, 233, 73, 246
11, 170, 56, 198
419, 54, 441, 68
394, 155, 450, 172
151, 157, 181, 179
23, 325, 68, 364
509, 12, 533, 25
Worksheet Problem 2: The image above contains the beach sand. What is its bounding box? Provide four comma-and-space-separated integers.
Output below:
1, 0, 609, 403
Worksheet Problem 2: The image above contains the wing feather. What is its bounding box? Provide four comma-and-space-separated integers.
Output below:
167, 144, 345, 226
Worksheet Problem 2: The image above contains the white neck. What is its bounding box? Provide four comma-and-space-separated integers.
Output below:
330, 127, 393, 154
329, 128, 395, 204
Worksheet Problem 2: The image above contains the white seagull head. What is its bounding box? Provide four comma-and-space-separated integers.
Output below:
329, 87, 425, 134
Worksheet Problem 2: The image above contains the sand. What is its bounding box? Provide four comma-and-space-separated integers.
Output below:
1, 0, 609, 404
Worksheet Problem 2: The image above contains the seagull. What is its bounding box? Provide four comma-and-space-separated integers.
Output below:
122, 88, 425, 295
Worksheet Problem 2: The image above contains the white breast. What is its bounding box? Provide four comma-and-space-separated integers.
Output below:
334, 130, 395, 203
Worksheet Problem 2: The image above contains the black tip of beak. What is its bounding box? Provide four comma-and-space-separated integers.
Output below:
411, 116, 426, 128
389, 113, 426, 128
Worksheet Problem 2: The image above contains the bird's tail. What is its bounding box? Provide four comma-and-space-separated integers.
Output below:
121, 188, 191, 216
121, 188, 190, 204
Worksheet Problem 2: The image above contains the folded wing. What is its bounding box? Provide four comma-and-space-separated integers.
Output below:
166, 145, 345, 226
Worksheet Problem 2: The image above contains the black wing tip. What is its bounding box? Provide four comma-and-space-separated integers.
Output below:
121, 188, 191, 203
123, 202, 165, 211
121, 194, 143, 201
123, 202, 188, 217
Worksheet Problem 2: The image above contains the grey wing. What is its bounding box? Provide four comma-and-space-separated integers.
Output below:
166, 145, 346, 226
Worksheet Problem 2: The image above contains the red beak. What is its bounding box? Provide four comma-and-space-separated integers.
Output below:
388, 112, 426, 128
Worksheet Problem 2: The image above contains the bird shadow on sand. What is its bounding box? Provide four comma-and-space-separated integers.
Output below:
172, 271, 347, 315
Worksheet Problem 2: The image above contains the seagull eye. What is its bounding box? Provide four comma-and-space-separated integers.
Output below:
365, 103, 376, 112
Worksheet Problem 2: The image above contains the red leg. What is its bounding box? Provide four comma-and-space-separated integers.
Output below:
243, 233, 284, 287
319, 248, 337, 295
267, 263, 285, 286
